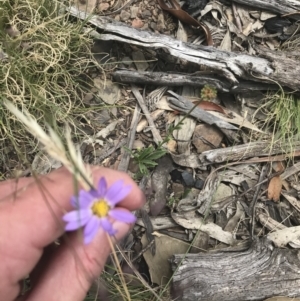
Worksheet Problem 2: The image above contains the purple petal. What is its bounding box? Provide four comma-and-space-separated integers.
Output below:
106, 184, 132, 206
89, 189, 100, 199
97, 178, 107, 196
65, 215, 90, 231
109, 209, 136, 223
63, 209, 91, 223
83, 216, 101, 244
109, 185, 132, 206
101, 218, 117, 236
104, 180, 124, 200
71, 190, 95, 209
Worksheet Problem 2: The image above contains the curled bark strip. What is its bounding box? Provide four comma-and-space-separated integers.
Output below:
173, 100, 226, 115
195, 100, 227, 115
157, 0, 213, 46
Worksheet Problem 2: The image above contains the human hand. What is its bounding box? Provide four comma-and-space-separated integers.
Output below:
0, 167, 145, 301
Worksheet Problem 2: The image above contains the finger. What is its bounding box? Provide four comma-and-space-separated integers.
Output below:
1, 167, 144, 247
0, 167, 145, 301
0, 177, 34, 200
24, 220, 131, 301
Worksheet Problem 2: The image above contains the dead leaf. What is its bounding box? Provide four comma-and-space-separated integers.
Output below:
171, 210, 235, 245
167, 112, 177, 124
214, 183, 233, 204
252, 19, 264, 31
132, 50, 149, 71
157, 0, 213, 45
156, 96, 173, 111
219, 30, 232, 51
260, 12, 277, 21
131, 18, 144, 28
209, 110, 264, 133
268, 176, 282, 201
192, 124, 223, 153
176, 20, 188, 42
141, 232, 190, 285
171, 153, 201, 169
173, 115, 196, 154
201, 2, 226, 25
94, 78, 120, 105
95, 120, 121, 139
150, 156, 174, 216
136, 109, 164, 132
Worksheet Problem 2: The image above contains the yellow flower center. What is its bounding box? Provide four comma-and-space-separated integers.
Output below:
91, 199, 110, 217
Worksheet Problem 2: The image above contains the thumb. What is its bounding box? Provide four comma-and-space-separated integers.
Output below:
24, 220, 131, 301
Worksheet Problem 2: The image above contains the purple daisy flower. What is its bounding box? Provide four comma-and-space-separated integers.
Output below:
63, 177, 136, 244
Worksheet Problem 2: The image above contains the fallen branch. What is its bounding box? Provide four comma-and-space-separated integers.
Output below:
199, 140, 300, 164
171, 238, 300, 301
68, 6, 300, 91
113, 69, 280, 93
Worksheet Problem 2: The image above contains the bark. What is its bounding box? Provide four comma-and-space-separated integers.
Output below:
199, 140, 300, 164
167, 90, 238, 130
68, 7, 300, 91
113, 70, 280, 93
171, 238, 300, 301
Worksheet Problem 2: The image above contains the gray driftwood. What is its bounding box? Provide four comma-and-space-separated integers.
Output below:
171, 238, 300, 301
113, 70, 280, 93
68, 6, 300, 91
199, 140, 300, 164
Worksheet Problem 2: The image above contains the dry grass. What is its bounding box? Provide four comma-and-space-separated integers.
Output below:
0, 0, 101, 177
250, 87, 300, 162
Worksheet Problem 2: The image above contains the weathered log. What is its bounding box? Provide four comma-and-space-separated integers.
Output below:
171, 238, 300, 301
113, 70, 280, 93
68, 7, 300, 91
199, 140, 300, 164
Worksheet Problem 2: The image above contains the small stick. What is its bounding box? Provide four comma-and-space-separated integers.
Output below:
232, 3, 243, 33
250, 165, 268, 238
131, 239, 155, 263
131, 85, 163, 145
118, 103, 141, 172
